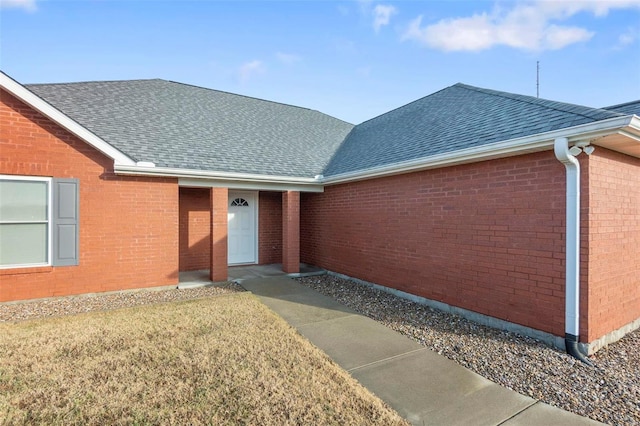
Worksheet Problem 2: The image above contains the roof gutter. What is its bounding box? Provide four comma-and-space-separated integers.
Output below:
114, 164, 325, 192
322, 116, 636, 186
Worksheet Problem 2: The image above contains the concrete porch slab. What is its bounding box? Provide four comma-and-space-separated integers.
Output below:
177, 270, 214, 289
229, 263, 325, 282
178, 263, 325, 289
239, 276, 323, 298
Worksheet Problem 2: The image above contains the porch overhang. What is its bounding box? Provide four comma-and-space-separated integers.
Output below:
113, 164, 325, 192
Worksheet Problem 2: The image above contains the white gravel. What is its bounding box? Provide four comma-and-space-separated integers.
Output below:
296, 275, 640, 426
0, 283, 245, 323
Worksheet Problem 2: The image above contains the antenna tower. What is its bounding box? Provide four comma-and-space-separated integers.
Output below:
536, 61, 540, 98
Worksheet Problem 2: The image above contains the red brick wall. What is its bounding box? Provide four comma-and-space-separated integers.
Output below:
259, 191, 282, 264
301, 152, 574, 338
282, 191, 300, 273
178, 190, 283, 270
179, 188, 211, 271
0, 89, 179, 302
210, 188, 228, 281
585, 148, 640, 341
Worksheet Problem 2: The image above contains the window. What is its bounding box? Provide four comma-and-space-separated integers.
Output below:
0, 176, 50, 267
0, 175, 79, 269
231, 198, 249, 207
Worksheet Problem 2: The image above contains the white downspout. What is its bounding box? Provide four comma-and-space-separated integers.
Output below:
554, 137, 592, 365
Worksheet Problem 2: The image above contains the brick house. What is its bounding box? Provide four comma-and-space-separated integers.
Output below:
1, 71, 638, 355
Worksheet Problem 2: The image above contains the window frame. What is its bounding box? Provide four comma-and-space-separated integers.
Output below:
0, 174, 53, 269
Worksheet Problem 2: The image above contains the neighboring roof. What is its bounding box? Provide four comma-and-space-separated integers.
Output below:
323, 84, 625, 177
26, 79, 354, 178
603, 100, 640, 116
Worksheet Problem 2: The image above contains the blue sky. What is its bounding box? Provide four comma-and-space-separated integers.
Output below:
1, 0, 639, 124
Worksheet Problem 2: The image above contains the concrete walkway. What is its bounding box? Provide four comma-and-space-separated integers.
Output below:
240, 275, 603, 426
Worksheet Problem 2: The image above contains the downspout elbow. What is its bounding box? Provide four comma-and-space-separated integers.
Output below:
554, 137, 580, 168
565, 334, 593, 366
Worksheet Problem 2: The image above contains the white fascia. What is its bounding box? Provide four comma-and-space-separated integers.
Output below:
617, 116, 640, 142
322, 115, 636, 186
114, 164, 325, 192
0, 72, 136, 166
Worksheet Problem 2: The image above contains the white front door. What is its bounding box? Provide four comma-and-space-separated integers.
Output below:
228, 192, 257, 264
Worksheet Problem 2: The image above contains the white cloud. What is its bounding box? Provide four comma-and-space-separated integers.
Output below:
354, 1, 398, 32
357, 0, 373, 15
544, 25, 594, 50
536, 0, 640, 18
0, 0, 37, 11
402, 0, 640, 52
617, 27, 638, 48
237, 60, 265, 83
276, 52, 301, 65
373, 4, 397, 32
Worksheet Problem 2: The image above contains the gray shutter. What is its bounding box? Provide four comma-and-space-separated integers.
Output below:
52, 178, 79, 266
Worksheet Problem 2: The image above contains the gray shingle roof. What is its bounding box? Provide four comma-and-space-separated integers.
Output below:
603, 100, 640, 116
25, 79, 629, 180
323, 83, 624, 176
26, 79, 354, 177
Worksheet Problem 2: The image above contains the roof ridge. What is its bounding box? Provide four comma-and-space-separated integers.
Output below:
27, 78, 353, 125
603, 99, 640, 109
26, 78, 164, 87
25, 76, 354, 178
354, 83, 460, 126
164, 79, 315, 111
164, 79, 354, 125
455, 83, 623, 121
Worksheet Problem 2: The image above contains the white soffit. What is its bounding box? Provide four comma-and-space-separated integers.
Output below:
114, 164, 324, 192
592, 116, 640, 158
178, 178, 324, 193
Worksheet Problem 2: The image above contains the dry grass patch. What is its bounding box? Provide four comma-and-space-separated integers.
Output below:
0, 293, 408, 425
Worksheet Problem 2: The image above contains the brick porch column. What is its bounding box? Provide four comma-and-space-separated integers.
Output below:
282, 190, 300, 274
210, 187, 228, 281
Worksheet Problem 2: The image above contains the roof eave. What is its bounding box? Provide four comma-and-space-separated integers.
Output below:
590, 115, 640, 158
322, 115, 638, 186
0, 72, 136, 166
113, 164, 325, 192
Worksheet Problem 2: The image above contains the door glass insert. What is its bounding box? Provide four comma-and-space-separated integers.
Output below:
231, 198, 249, 207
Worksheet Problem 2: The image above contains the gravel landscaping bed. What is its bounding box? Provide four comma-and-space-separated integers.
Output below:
296, 275, 640, 426
0, 282, 245, 323
2, 276, 637, 424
